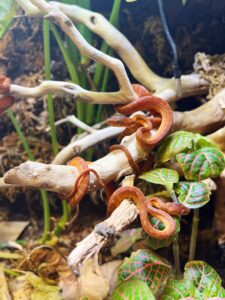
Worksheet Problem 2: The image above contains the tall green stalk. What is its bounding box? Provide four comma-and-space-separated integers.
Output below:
189, 208, 199, 261
86, 0, 122, 124
43, 19, 70, 236
7, 109, 50, 242
173, 233, 180, 279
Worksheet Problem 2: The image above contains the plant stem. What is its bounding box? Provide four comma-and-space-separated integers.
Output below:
173, 233, 180, 279
43, 20, 58, 156
7, 109, 50, 242
43, 19, 69, 236
86, 0, 122, 124
189, 208, 199, 261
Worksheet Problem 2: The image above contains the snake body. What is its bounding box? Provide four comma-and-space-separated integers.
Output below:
107, 186, 177, 240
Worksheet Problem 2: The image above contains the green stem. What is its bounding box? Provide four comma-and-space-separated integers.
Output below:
43, 20, 58, 156
86, 0, 122, 124
50, 23, 84, 132
43, 20, 69, 236
173, 233, 180, 279
189, 208, 199, 261
7, 109, 50, 242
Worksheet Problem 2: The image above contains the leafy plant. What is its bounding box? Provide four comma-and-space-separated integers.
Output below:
175, 181, 210, 209
0, 0, 17, 39
139, 168, 179, 192
176, 147, 225, 181
112, 280, 155, 300
117, 249, 171, 294
161, 261, 225, 299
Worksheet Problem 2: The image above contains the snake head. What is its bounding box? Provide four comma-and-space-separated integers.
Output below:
132, 84, 151, 98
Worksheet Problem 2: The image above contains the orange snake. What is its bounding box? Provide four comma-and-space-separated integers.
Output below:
107, 186, 189, 240
108, 84, 173, 148
60, 85, 182, 239
0, 75, 14, 114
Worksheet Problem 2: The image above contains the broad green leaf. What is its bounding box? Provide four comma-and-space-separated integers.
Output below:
111, 228, 142, 257
176, 147, 225, 181
0, 1, 17, 39
161, 261, 225, 299
156, 131, 220, 163
139, 168, 179, 191
175, 181, 210, 208
142, 217, 180, 250
156, 131, 195, 163
111, 280, 155, 300
117, 249, 171, 294
194, 134, 219, 150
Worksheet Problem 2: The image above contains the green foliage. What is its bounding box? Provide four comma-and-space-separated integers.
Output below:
117, 249, 171, 294
157, 131, 219, 163
142, 217, 180, 250
0, 0, 17, 39
157, 131, 196, 163
175, 181, 210, 209
111, 280, 155, 300
161, 261, 225, 299
176, 147, 225, 181
139, 168, 179, 191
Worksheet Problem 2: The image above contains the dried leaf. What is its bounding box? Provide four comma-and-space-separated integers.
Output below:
25, 272, 62, 300
0, 221, 29, 243
78, 258, 109, 300
0, 267, 11, 300
111, 228, 142, 257
0, 251, 23, 260
112, 279, 155, 300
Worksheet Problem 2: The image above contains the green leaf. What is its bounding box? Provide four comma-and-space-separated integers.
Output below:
156, 131, 220, 163
0, 1, 17, 39
139, 168, 179, 191
194, 134, 220, 150
175, 181, 210, 209
142, 217, 180, 250
176, 147, 225, 181
161, 261, 225, 299
156, 131, 195, 163
111, 280, 155, 300
117, 249, 171, 294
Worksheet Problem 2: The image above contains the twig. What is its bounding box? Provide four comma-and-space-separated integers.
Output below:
189, 208, 200, 261
51, 115, 97, 134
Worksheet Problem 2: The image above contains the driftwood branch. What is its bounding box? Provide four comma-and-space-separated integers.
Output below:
173, 88, 225, 133
4, 132, 148, 193
14, 0, 137, 105
68, 199, 138, 272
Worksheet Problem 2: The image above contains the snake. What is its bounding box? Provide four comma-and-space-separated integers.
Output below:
107, 185, 177, 240
0, 75, 14, 114
108, 84, 173, 148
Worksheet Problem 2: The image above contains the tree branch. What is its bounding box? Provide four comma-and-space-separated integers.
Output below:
15, 0, 209, 103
